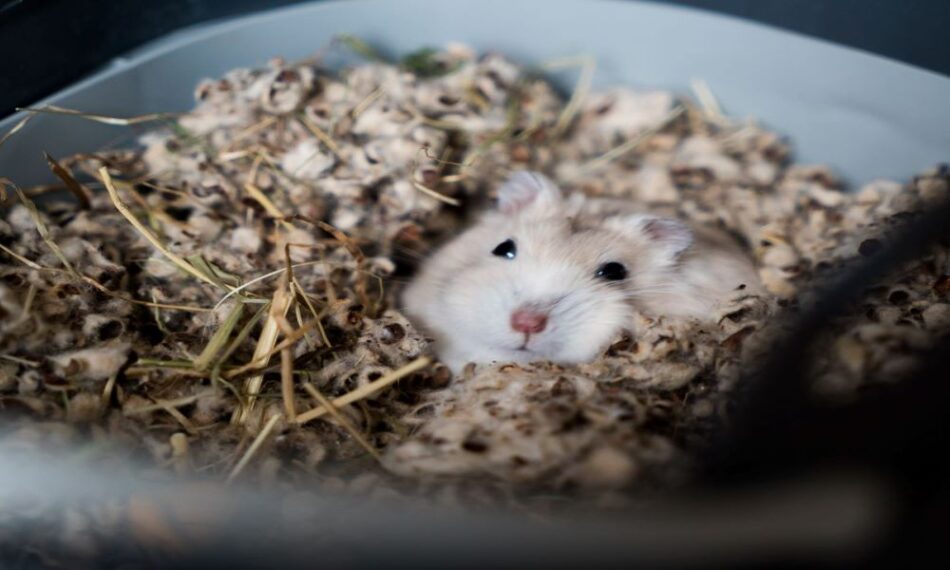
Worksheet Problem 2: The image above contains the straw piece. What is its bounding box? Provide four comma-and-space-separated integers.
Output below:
18, 283, 37, 324
44, 152, 92, 210
100, 374, 117, 409
292, 280, 330, 347
222, 318, 322, 379
298, 115, 342, 158
303, 383, 381, 460
0, 354, 40, 367
158, 401, 198, 435
411, 179, 461, 206
235, 273, 293, 424
335, 34, 386, 62
130, 300, 213, 312
314, 221, 372, 310
292, 303, 315, 350
690, 78, 729, 125
124, 392, 212, 416
214, 303, 269, 374
213, 260, 327, 310
0, 243, 47, 270
193, 303, 245, 372
17, 105, 176, 126
223, 115, 280, 151
280, 346, 296, 421
544, 55, 596, 137
244, 182, 294, 231
578, 105, 686, 174
226, 413, 282, 484
351, 86, 385, 118
186, 255, 241, 289
99, 167, 221, 289
9, 181, 78, 275
133, 359, 195, 369
315, 221, 364, 264
82, 275, 213, 313
0, 113, 34, 152
294, 356, 431, 425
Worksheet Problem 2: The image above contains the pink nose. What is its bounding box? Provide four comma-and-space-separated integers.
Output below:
511, 309, 548, 334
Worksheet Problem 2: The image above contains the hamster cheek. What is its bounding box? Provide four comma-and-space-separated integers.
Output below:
401, 275, 438, 331
549, 291, 629, 363
443, 267, 518, 346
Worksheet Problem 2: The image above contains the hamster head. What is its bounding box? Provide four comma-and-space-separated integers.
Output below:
402, 171, 694, 372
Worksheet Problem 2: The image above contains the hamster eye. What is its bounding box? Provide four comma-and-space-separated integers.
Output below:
596, 261, 627, 281
492, 239, 517, 259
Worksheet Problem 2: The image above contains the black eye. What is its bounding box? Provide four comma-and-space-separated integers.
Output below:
492, 239, 517, 259
596, 262, 627, 281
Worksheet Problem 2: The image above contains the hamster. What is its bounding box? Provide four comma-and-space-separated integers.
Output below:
402, 171, 762, 372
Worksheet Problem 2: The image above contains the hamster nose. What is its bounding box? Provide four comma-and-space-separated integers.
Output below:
510, 309, 548, 334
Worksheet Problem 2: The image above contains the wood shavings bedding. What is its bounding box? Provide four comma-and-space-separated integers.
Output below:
0, 45, 948, 551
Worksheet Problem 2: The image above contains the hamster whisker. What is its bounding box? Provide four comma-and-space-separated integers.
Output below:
621, 287, 677, 297
548, 293, 571, 310
391, 244, 433, 260
395, 246, 430, 257
621, 292, 669, 300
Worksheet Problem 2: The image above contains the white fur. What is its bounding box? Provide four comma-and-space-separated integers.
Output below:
403, 172, 762, 372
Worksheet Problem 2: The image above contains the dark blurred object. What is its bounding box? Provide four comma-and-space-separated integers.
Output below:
704, 181, 950, 566
650, 0, 950, 77
1, 0, 949, 118
0, 0, 301, 118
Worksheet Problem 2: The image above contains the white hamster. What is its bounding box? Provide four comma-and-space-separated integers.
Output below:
402, 171, 762, 372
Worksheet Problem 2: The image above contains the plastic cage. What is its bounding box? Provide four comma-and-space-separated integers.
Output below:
1, 1, 949, 567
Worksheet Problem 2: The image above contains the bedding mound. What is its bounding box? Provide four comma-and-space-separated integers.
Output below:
1, 43, 948, 547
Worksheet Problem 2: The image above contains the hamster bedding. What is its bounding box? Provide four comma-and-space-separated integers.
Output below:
1, 43, 949, 541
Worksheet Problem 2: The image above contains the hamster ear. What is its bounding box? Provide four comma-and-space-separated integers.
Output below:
496, 171, 562, 215
612, 214, 693, 258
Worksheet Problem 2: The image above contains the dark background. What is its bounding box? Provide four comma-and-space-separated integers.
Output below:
1, 0, 949, 118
